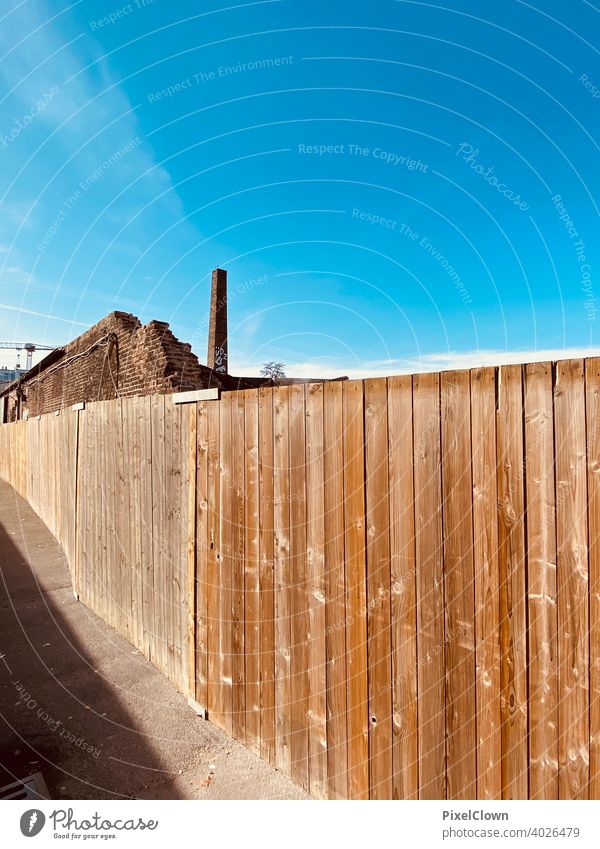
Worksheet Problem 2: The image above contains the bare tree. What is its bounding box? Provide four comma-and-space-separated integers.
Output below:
261, 361, 286, 380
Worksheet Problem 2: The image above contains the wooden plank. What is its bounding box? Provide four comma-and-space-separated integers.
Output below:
172, 397, 188, 688
151, 394, 167, 674
178, 401, 191, 691
497, 364, 528, 799
106, 401, 119, 631
586, 357, 600, 800
413, 371, 446, 799
323, 380, 348, 799
364, 377, 393, 799
387, 374, 418, 800
127, 397, 144, 653
273, 385, 292, 775
245, 389, 261, 755
441, 370, 476, 799
139, 397, 154, 663
68, 408, 79, 574
87, 405, 97, 617
206, 399, 222, 725
343, 379, 369, 800
195, 401, 209, 709
232, 391, 246, 743
135, 397, 147, 654
96, 402, 108, 623
74, 408, 85, 600
116, 399, 131, 644
258, 387, 276, 766
219, 391, 234, 735
83, 405, 95, 610
554, 359, 589, 799
305, 382, 327, 797
187, 403, 198, 699
165, 395, 178, 683
173, 387, 219, 404
524, 362, 558, 799
178, 400, 190, 688
120, 401, 133, 642
289, 383, 309, 789
471, 367, 501, 800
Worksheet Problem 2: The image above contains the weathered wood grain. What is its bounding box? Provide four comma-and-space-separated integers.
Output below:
554, 360, 589, 799
387, 374, 418, 800
524, 362, 558, 799
195, 401, 208, 708
258, 387, 276, 765
413, 371, 446, 799
343, 380, 369, 800
364, 377, 393, 799
289, 383, 309, 789
441, 370, 476, 799
245, 389, 261, 755
323, 380, 348, 799
471, 367, 501, 800
273, 385, 292, 775
497, 365, 528, 799
305, 382, 327, 798
585, 358, 600, 800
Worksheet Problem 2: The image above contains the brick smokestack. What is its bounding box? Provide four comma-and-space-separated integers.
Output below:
207, 268, 228, 374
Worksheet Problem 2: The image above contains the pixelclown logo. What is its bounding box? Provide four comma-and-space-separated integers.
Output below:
20, 809, 46, 836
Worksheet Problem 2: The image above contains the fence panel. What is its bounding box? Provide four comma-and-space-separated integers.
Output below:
2, 359, 600, 799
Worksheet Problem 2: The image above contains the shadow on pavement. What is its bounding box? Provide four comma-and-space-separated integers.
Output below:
0, 483, 185, 800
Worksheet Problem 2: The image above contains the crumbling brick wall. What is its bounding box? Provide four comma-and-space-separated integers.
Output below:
3, 312, 224, 420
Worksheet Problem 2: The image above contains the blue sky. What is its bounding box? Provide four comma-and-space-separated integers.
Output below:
0, 0, 598, 378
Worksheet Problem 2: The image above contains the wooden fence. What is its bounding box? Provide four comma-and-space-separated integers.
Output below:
1, 360, 599, 800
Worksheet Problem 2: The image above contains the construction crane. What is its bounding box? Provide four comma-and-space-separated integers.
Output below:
0, 342, 57, 371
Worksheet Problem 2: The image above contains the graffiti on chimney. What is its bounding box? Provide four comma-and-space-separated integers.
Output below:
214, 345, 228, 374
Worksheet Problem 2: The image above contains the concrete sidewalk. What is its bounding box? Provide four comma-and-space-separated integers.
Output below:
0, 479, 308, 800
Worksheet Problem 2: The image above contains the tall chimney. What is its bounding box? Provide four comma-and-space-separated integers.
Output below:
207, 267, 228, 374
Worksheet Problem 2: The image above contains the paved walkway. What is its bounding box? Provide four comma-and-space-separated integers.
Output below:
0, 479, 307, 800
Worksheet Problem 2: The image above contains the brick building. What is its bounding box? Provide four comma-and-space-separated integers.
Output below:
0, 269, 266, 423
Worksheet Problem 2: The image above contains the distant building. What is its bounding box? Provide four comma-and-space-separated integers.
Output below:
0, 368, 27, 384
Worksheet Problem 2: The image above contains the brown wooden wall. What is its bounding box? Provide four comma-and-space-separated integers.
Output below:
1, 359, 599, 800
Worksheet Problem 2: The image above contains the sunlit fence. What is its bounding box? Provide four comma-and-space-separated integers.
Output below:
1, 359, 599, 799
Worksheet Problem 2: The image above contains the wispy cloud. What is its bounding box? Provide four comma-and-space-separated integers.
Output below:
0, 1, 192, 244
0, 303, 88, 328
231, 347, 600, 380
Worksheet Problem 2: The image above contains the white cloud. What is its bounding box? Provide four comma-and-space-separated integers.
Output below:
231, 347, 600, 380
